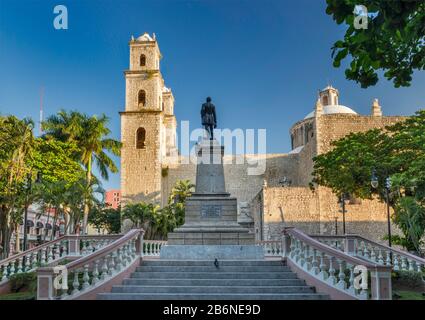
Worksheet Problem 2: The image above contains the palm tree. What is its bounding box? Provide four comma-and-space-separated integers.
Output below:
43, 110, 121, 234
0, 116, 35, 258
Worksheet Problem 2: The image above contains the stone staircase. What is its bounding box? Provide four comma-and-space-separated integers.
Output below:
97, 259, 329, 300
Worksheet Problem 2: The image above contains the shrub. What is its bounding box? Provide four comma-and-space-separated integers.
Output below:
8, 272, 37, 294
392, 270, 424, 290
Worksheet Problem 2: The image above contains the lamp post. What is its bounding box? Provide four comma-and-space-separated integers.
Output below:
338, 193, 347, 234
22, 172, 41, 251
371, 169, 392, 247
22, 173, 32, 252
334, 216, 338, 235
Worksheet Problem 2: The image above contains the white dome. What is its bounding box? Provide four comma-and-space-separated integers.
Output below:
137, 33, 154, 41
304, 105, 357, 119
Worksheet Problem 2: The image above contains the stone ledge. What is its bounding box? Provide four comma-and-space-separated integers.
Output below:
160, 245, 264, 260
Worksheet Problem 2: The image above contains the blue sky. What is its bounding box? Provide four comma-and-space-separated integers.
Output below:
1, 0, 424, 191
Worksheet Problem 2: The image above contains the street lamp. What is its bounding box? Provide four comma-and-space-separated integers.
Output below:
370, 169, 392, 247
334, 216, 338, 235
338, 193, 347, 234
22, 172, 41, 251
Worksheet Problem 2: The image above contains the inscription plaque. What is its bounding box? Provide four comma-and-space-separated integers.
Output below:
201, 205, 221, 218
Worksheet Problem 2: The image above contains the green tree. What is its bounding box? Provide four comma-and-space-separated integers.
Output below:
326, 0, 425, 88
0, 116, 35, 258
312, 110, 425, 253
43, 110, 121, 234
88, 206, 121, 234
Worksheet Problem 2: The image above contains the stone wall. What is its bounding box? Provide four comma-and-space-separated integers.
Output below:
262, 187, 320, 240
120, 112, 163, 205
162, 153, 298, 209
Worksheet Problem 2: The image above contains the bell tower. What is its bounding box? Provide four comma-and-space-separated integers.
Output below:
120, 33, 176, 206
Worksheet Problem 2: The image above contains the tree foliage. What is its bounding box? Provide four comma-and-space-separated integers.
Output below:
326, 0, 425, 88
312, 110, 425, 253
121, 180, 194, 240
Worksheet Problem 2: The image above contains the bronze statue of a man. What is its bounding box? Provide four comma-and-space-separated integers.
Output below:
201, 97, 217, 140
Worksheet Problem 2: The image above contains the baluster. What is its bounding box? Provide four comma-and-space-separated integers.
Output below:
115, 248, 123, 271
24, 254, 31, 272
289, 237, 296, 259
393, 254, 400, 271
311, 249, 319, 275
417, 262, 423, 273
1, 265, 8, 281
108, 254, 115, 276
327, 256, 336, 285
71, 270, 80, 295
9, 261, 16, 277
401, 257, 408, 271
385, 250, 392, 266
82, 265, 90, 290
81, 241, 87, 255
377, 249, 384, 265
16, 257, 23, 273
42, 247, 48, 264
92, 260, 100, 285
31, 252, 38, 269
101, 256, 108, 280
408, 259, 414, 271
347, 264, 356, 295
357, 241, 365, 257
305, 245, 312, 271
129, 242, 135, 261
299, 242, 305, 267
318, 251, 328, 280
336, 259, 347, 289
370, 247, 376, 262
363, 243, 370, 259
121, 245, 129, 267
47, 245, 54, 262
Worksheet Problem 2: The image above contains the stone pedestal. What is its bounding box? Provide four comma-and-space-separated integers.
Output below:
162, 139, 260, 259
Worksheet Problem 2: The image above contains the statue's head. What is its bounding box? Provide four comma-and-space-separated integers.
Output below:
206, 97, 212, 102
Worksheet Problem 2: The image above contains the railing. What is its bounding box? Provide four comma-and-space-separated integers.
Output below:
283, 228, 393, 300
0, 234, 121, 284
142, 240, 167, 257
256, 240, 283, 257
312, 234, 425, 272
37, 229, 144, 300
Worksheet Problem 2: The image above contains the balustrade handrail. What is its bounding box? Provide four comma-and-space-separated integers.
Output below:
0, 234, 123, 267
311, 233, 425, 265
285, 228, 383, 269
0, 236, 66, 266
65, 229, 144, 271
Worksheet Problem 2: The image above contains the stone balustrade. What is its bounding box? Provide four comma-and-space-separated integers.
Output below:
37, 229, 144, 300
283, 228, 393, 300
256, 240, 283, 257
142, 240, 167, 257
0, 234, 121, 285
312, 234, 425, 273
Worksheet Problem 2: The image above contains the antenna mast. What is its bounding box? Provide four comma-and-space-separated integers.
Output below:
39, 87, 44, 136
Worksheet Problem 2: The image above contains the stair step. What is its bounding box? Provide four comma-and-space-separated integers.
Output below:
141, 260, 284, 266
136, 266, 288, 272
111, 285, 315, 294
98, 293, 329, 300
123, 278, 305, 287
130, 271, 297, 279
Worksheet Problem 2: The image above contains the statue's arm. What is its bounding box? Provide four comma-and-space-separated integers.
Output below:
213, 105, 217, 127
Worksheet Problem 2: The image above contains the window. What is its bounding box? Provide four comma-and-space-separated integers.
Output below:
138, 90, 146, 107
136, 127, 146, 149
140, 54, 146, 66
322, 95, 329, 105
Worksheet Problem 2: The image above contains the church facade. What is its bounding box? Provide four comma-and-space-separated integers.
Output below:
120, 34, 405, 242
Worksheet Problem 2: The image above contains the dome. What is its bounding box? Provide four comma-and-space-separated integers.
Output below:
304, 105, 357, 119
136, 33, 154, 41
